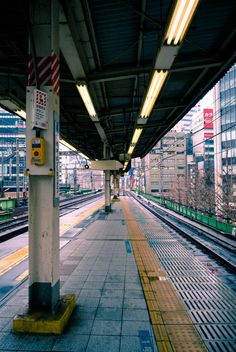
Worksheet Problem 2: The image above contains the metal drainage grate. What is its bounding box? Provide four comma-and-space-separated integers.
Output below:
130, 204, 236, 352
205, 340, 236, 352
190, 310, 236, 324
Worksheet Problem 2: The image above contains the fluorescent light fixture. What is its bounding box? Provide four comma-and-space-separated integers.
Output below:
166, 0, 200, 45
128, 145, 135, 155
140, 70, 168, 118
78, 152, 89, 160
76, 82, 98, 120
123, 161, 128, 170
60, 139, 90, 160
0, 97, 26, 120
155, 45, 179, 69
60, 139, 77, 152
131, 128, 143, 144
15, 109, 26, 120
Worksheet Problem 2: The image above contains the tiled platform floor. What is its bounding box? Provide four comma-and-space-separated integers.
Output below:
0, 200, 158, 352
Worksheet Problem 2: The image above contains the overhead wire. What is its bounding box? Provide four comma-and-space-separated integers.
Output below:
152, 94, 236, 167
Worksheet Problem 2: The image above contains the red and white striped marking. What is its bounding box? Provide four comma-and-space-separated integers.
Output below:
28, 51, 60, 95
51, 52, 60, 95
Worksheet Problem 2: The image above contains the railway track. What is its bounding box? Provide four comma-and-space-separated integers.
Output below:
130, 192, 236, 271
0, 191, 103, 243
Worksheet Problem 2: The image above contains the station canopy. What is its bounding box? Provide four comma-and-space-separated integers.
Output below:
0, 0, 235, 169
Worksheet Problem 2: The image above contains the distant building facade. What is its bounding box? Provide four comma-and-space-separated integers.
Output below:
214, 63, 236, 217
59, 149, 103, 192
0, 108, 26, 198
191, 107, 214, 178
175, 104, 200, 133
145, 130, 186, 201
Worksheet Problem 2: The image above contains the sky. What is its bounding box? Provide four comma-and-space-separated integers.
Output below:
199, 88, 214, 110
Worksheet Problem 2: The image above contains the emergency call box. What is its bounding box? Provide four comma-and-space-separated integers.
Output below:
30, 137, 46, 165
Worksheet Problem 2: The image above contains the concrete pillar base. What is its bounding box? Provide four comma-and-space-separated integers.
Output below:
105, 205, 111, 213
12, 294, 76, 334
29, 280, 60, 315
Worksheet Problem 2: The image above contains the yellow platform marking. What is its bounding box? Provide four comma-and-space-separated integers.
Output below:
60, 200, 104, 235
15, 269, 29, 281
0, 200, 104, 279
121, 198, 207, 352
0, 247, 28, 276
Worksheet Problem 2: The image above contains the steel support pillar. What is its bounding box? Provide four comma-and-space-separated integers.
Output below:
113, 172, 120, 199
13, 1, 75, 333
27, 0, 60, 315
105, 170, 111, 212
104, 144, 111, 212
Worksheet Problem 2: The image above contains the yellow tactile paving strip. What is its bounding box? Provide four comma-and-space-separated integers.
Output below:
121, 198, 207, 352
0, 200, 104, 279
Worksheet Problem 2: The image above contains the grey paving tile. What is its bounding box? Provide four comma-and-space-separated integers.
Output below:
108, 270, 126, 276
18, 334, 56, 351
66, 275, 88, 282
77, 296, 100, 309
5, 297, 28, 306
120, 336, 143, 352
91, 320, 121, 335
0, 305, 20, 318
66, 319, 94, 335
124, 298, 147, 309
99, 297, 123, 309
61, 287, 81, 296
121, 321, 153, 336
109, 265, 126, 270
123, 309, 150, 321
95, 307, 122, 321
102, 289, 124, 298
124, 290, 144, 299
0, 318, 11, 331
86, 335, 120, 352
86, 275, 107, 282
103, 282, 124, 290
83, 281, 104, 289
71, 271, 90, 277
1, 320, 13, 332
0, 332, 54, 351
79, 289, 102, 298
52, 334, 89, 351
106, 274, 125, 282
63, 280, 83, 289
72, 307, 97, 321
125, 274, 140, 283
125, 283, 142, 290
62, 281, 86, 290
89, 269, 109, 275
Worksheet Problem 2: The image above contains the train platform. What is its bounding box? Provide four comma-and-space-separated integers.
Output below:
0, 196, 235, 351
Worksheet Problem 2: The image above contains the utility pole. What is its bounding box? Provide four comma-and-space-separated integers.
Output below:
73, 164, 77, 194
160, 152, 163, 204
1, 152, 4, 198
16, 138, 20, 206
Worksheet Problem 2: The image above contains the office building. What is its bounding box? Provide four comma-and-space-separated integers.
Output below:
145, 130, 186, 202
0, 108, 26, 199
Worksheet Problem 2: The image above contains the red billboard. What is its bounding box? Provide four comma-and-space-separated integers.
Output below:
203, 108, 213, 129
204, 132, 213, 139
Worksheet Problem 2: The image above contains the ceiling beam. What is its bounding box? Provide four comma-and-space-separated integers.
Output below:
59, 1, 109, 145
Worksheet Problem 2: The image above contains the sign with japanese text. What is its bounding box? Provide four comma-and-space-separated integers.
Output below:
31, 89, 48, 129
203, 108, 213, 129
